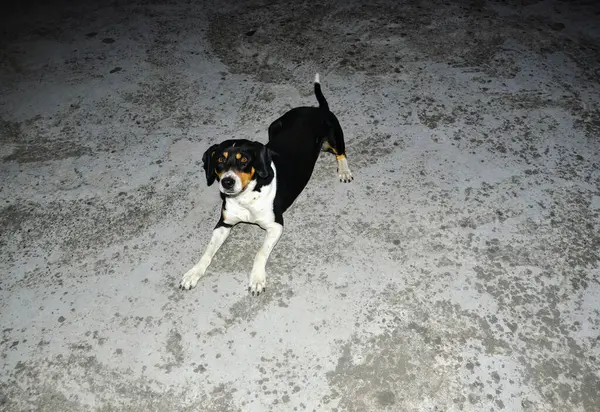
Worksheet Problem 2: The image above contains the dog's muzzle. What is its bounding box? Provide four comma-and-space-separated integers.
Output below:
219, 172, 242, 195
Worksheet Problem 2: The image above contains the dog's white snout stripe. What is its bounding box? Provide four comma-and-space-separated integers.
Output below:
219, 171, 243, 195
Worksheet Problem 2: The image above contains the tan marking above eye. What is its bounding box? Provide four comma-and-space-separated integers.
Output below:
235, 153, 242, 160
223, 152, 229, 158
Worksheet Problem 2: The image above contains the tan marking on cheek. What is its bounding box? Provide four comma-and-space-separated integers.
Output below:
336, 154, 346, 160
236, 168, 255, 189
235, 153, 242, 159
223, 152, 228, 159
215, 170, 224, 179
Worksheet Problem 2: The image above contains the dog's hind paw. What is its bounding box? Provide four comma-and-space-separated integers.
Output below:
339, 169, 354, 183
337, 156, 354, 183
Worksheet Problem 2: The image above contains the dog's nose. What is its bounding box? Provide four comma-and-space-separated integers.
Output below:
221, 177, 235, 190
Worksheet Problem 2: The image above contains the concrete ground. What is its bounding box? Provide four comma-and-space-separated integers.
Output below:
1, 0, 599, 410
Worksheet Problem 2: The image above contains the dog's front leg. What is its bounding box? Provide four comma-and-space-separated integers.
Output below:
180, 225, 231, 290
248, 222, 283, 295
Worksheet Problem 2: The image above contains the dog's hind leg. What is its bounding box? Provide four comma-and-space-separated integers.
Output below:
335, 153, 353, 183
321, 116, 354, 183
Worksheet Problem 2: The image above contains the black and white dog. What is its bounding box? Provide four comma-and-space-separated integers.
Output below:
179, 74, 353, 294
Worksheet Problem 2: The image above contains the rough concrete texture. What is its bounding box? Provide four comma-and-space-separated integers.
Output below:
1, 0, 599, 410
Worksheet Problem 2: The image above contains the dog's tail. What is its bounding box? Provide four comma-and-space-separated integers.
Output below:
314, 73, 329, 112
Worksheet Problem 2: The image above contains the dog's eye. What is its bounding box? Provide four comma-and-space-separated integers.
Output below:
240, 157, 248, 163
217, 157, 225, 163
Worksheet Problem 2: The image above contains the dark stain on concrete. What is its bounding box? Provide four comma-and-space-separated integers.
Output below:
0, 353, 241, 412
207, 0, 600, 82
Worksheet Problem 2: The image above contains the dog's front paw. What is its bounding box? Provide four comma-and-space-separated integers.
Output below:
248, 268, 266, 296
179, 268, 203, 290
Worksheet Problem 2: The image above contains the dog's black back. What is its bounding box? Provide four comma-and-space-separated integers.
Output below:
267, 82, 345, 214
267, 107, 323, 212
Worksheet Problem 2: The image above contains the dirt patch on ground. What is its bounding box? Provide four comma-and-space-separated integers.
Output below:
207, 0, 600, 83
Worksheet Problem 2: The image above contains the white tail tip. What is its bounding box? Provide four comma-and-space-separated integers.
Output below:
314, 73, 320, 84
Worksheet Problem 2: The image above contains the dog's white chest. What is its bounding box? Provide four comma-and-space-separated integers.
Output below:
223, 174, 277, 228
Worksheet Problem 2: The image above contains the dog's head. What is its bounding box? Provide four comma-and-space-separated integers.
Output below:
202, 139, 273, 196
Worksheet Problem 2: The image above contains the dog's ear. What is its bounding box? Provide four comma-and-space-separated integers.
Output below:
256, 145, 273, 179
202, 144, 220, 186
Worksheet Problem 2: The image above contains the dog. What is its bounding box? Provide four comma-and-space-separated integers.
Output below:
179, 74, 353, 295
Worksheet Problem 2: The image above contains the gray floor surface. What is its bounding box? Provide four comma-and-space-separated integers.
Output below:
1, 0, 599, 411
